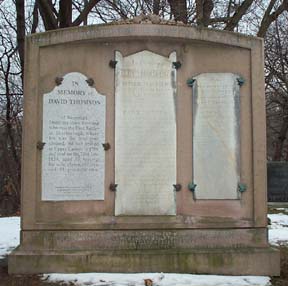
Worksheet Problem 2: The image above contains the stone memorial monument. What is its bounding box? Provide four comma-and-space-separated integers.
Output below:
9, 17, 280, 275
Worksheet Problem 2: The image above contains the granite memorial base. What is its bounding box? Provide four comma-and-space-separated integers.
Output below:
9, 229, 279, 275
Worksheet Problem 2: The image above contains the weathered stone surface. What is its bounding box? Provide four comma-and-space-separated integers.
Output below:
20, 228, 268, 250
21, 22, 267, 226
42, 72, 106, 201
192, 73, 240, 199
115, 51, 177, 215
9, 247, 280, 275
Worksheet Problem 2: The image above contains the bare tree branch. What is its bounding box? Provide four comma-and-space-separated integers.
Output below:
258, 0, 288, 38
38, 0, 58, 30
209, 17, 229, 24
72, 0, 102, 26
31, 0, 39, 33
224, 0, 254, 31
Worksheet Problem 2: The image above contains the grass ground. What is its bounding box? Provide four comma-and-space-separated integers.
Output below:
268, 206, 288, 215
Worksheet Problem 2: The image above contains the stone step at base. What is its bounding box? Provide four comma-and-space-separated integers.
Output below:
9, 246, 279, 276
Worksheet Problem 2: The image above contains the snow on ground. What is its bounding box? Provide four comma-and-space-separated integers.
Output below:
42, 273, 271, 286
0, 212, 288, 285
268, 212, 288, 246
0, 216, 20, 258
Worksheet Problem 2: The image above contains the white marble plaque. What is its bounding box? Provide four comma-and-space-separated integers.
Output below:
193, 73, 240, 199
41, 72, 106, 201
115, 50, 177, 215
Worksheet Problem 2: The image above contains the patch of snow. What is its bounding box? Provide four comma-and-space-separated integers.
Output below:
268, 213, 288, 246
0, 214, 287, 285
0, 216, 20, 258
42, 273, 271, 286
269, 213, 288, 226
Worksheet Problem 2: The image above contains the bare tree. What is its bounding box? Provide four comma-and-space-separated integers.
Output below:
258, 0, 288, 37
265, 15, 288, 161
0, 5, 23, 212
36, 0, 102, 30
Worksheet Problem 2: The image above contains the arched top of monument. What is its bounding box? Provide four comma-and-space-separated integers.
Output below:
27, 14, 262, 50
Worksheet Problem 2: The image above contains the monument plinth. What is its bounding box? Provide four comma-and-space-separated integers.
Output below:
9, 20, 279, 275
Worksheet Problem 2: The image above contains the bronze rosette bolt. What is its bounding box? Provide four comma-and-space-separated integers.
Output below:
173, 184, 182, 192
102, 143, 111, 151
109, 183, 118, 192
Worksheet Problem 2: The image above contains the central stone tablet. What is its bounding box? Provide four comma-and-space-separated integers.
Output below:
115, 50, 177, 215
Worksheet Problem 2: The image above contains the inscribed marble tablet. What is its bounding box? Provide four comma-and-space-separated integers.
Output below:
41, 72, 106, 201
115, 51, 177, 215
193, 73, 240, 199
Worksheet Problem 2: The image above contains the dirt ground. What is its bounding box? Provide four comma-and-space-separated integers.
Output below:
0, 247, 287, 286
0, 257, 60, 286
271, 246, 288, 286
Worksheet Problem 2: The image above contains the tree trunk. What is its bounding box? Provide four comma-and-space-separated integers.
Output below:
168, 0, 187, 23
15, 0, 25, 83
153, 0, 160, 15
196, 0, 214, 27
59, 0, 72, 28
273, 115, 288, 161
38, 0, 58, 30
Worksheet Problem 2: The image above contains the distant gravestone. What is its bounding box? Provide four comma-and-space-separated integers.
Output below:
42, 72, 106, 201
268, 162, 288, 202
